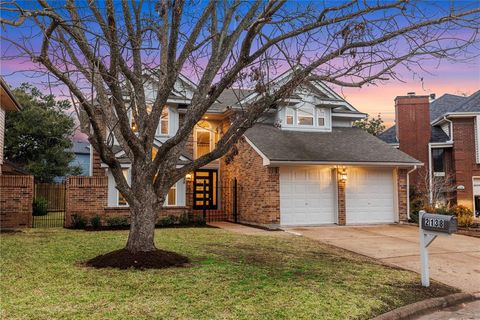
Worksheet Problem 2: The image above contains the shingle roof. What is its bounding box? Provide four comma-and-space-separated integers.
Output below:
451, 90, 480, 113
70, 141, 90, 154
245, 124, 420, 164
430, 93, 468, 120
378, 125, 450, 143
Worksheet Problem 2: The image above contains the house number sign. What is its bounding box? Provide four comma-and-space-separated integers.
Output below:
419, 211, 457, 287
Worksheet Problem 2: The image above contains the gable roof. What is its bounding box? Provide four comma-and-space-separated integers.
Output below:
378, 125, 450, 144
245, 124, 420, 165
451, 90, 480, 113
0, 77, 21, 112
429, 93, 468, 121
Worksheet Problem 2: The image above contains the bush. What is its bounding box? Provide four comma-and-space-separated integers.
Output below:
452, 205, 474, 227
105, 217, 129, 227
71, 214, 87, 229
178, 212, 190, 225
32, 197, 48, 216
193, 214, 206, 226
157, 215, 178, 227
409, 211, 419, 224
90, 215, 101, 228
434, 205, 453, 216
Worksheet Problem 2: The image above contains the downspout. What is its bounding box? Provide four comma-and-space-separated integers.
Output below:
443, 116, 454, 143
407, 165, 418, 220
428, 143, 433, 204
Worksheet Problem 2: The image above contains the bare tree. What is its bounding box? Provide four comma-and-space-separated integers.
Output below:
1, 0, 479, 257
417, 170, 458, 209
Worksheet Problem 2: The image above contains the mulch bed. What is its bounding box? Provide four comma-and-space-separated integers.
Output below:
457, 227, 480, 238
85, 248, 190, 269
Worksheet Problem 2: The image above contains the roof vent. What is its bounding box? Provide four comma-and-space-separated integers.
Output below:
407, 92, 416, 96
429, 93, 436, 100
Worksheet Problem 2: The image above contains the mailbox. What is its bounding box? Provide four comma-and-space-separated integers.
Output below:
421, 213, 457, 234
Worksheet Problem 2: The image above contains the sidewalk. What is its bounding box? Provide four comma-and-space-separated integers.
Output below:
415, 300, 480, 319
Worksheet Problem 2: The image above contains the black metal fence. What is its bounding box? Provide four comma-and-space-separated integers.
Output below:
32, 182, 66, 228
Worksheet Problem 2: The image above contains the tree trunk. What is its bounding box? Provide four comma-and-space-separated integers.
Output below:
125, 199, 158, 253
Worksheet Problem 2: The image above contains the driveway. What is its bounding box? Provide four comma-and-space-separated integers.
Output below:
285, 225, 480, 293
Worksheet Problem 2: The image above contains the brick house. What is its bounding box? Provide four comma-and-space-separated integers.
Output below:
378, 91, 480, 217
0, 77, 34, 229
70, 70, 420, 228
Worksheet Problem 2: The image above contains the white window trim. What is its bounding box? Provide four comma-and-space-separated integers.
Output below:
129, 106, 171, 137
117, 169, 130, 207
165, 183, 178, 206
283, 105, 331, 131
296, 105, 315, 127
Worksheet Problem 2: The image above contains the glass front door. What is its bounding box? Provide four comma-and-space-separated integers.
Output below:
193, 170, 217, 209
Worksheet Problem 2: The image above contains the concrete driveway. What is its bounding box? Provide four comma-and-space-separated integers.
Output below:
285, 225, 480, 293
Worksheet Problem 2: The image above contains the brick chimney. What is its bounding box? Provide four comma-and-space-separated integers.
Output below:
395, 93, 430, 185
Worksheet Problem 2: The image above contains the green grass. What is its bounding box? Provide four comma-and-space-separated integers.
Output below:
32, 211, 65, 228
0, 228, 455, 320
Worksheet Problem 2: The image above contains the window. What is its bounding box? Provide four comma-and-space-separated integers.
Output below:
297, 106, 314, 126
160, 107, 169, 135
117, 169, 129, 206
317, 109, 326, 127
167, 184, 176, 206
285, 107, 294, 125
432, 148, 444, 173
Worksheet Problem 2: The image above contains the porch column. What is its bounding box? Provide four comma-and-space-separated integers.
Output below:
337, 172, 346, 225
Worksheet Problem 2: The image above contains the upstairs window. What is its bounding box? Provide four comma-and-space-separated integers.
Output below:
297, 106, 314, 126
318, 109, 326, 127
160, 107, 169, 135
285, 107, 294, 125
432, 148, 445, 174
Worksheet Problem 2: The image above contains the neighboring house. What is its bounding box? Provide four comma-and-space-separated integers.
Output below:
75, 70, 420, 228
379, 91, 480, 216
0, 77, 21, 174
71, 141, 91, 176
0, 78, 33, 230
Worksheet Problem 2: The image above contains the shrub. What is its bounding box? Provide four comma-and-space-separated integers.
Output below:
410, 198, 423, 215
178, 212, 190, 226
71, 214, 87, 229
434, 205, 453, 216
452, 205, 474, 227
409, 211, 419, 224
157, 215, 178, 227
193, 214, 206, 226
32, 197, 48, 216
105, 217, 129, 227
90, 215, 101, 228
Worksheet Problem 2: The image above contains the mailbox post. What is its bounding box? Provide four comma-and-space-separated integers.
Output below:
419, 210, 457, 287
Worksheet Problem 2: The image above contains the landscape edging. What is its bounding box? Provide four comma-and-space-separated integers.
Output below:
372, 292, 477, 320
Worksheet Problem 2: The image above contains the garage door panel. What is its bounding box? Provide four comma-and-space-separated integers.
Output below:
346, 167, 395, 224
280, 166, 335, 226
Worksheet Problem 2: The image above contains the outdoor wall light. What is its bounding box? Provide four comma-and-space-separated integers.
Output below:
185, 173, 193, 181
339, 170, 347, 182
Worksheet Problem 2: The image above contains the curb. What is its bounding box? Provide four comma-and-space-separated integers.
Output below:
372, 292, 477, 320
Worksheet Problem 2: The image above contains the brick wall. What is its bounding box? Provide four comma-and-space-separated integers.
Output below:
65, 176, 108, 227
220, 137, 280, 227
65, 176, 192, 227
0, 175, 33, 229
452, 117, 480, 210
397, 168, 408, 222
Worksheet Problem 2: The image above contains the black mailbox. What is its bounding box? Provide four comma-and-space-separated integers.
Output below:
421, 213, 457, 234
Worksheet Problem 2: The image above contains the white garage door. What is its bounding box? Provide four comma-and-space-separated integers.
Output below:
280, 166, 335, 226
346, 167, 395, 224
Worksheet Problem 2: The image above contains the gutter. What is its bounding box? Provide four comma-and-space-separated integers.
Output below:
406, 165, 418, 220
443, 116, 454, 142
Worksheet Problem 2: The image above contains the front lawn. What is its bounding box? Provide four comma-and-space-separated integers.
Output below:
1, 228, 455, 319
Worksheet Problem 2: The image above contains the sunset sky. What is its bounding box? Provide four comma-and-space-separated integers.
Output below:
1, 1, 479, 131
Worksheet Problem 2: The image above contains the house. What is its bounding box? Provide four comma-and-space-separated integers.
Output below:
378, 91, 480, 217
70, 70, 420, 228
0, 77, 21, 174
0, 78, 33, 229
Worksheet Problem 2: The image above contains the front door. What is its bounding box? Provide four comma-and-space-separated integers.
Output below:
193, 170, 218, 210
